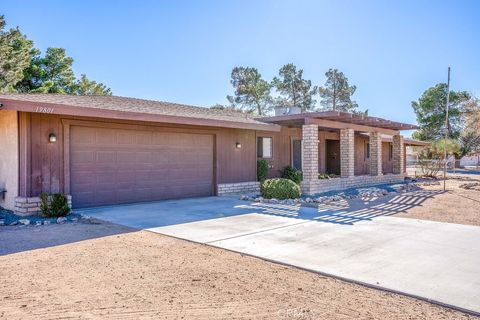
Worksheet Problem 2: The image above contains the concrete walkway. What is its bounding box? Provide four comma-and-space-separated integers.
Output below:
78, 193, 480, 314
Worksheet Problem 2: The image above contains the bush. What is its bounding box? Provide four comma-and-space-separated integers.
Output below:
318, 173, 339, 179
261, 178, 301, 200
257, 159, 268, 182
280, 165, 303, 184
40, 192, 71, 218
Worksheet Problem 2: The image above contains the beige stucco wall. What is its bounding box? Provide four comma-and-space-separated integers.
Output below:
0, 110, 19, 211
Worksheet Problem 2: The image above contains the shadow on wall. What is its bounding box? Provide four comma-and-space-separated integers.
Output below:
239, 190, 444, 226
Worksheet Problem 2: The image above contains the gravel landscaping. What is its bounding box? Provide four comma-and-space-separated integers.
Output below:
240, 180, 424, 206
0, 208, 83, 227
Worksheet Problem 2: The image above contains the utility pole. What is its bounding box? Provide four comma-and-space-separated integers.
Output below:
443, 67, 451, 191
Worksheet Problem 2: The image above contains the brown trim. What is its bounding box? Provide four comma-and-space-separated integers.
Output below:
1, 99, 281, 132
62, 119, 70, 195
60, 118, 219, 197
258, 111, 418, 131
256, 136, 274, 160
213, 134, 219, 196
290, 137, 302, 169
305, 118, 400, 136
18, 112, 31, 197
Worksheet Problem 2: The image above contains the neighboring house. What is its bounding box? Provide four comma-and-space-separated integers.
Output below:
0, 94, 425, 214
460, 153, 480, 167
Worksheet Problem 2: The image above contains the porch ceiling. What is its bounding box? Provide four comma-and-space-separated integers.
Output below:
257, 111, 418, 131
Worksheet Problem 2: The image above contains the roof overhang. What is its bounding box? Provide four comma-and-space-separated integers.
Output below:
257, 111, 418, 135
0, 98, 281, 132
358, 133, 430, 146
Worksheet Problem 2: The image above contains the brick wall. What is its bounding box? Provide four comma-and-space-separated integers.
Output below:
300, 174, 406, 195
14, 195, 72, 216
392, 135, 405, 174
218, 181, 260, 195
300, 124, 319, 194
369, 132, 383, 176
340, 129, 355, 177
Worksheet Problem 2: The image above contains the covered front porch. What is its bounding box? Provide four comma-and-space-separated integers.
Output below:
260, 111, 418, 195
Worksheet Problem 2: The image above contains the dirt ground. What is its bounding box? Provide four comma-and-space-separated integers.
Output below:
0, 223, 477, 320
1, 172, 479, 319
397, 172, 480, 226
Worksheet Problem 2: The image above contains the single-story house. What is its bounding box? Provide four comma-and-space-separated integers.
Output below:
0, 94, 425, 215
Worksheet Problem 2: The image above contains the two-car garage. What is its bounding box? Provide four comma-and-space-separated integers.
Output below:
70, 125, 214, 208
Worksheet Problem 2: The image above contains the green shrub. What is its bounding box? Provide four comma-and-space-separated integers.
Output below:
280, 165, 303, 184
39, 193, 50, 216
261, 178, 301, 200
318, 173, 339, 179
39, 192, 70, 218
257, 159, 268, 182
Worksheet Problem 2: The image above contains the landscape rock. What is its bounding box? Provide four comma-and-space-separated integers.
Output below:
19, 219, 30, 225
0, 219, 5, 226
459, 182, 480, 191
56, 217, 67, 224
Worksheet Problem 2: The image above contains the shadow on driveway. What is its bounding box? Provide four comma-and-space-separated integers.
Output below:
78, 189, 445, 230
231, 189, 443, 225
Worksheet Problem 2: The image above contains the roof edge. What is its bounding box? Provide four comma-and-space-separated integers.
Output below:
0, 98, 281, 132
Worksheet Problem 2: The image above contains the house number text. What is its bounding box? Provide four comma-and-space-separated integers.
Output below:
35, 106, 55, 114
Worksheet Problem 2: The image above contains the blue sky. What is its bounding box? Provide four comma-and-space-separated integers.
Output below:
3, 0, 479, 130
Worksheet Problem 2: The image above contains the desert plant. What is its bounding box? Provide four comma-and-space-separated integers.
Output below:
318, 173, 338, 179
257, 159, 268, 182
280, 165, 303, 184
39, 192, 51, 216
39, 192, 70, 218
261, 178, 301, 200
416, 139, 460, 177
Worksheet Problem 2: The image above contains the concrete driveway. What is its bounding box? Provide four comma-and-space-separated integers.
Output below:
77, 192, 480, 314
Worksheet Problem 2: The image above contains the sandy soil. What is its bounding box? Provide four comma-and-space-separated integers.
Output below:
397, 173, 480, 226
0, 224, 476, 320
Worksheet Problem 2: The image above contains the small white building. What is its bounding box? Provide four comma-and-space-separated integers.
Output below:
460, 153, 480, 167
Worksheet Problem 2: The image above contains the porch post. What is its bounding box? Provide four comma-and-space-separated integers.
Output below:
369, 132, 383, 176
340, 129, 355, 177
301, 124, 319, 194
392, 134, 405, 174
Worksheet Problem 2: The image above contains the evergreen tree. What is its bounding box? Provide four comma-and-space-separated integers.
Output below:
227, 67, 272, 115
319, 68, 358, 112
272, 63, 317, 112
0, 15, 34, 93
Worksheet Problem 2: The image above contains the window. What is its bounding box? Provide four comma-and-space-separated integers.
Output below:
257, 137, 273, 158
365, 142, 370, 160
292, 139, 302, 170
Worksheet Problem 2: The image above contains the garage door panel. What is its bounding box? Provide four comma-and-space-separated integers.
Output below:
70, 125, 214, 208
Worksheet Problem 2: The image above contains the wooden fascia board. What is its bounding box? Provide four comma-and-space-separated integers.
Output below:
305, 117, 400, 135
0, 99, 281, 132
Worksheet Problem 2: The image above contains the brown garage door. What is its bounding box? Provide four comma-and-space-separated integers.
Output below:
70, 125, 214, 208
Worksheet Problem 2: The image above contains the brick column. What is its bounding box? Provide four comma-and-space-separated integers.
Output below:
301, 124, 319, 194
369, 132, 383, 176
340, 129, 355, 177
392, 134, 405, 174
